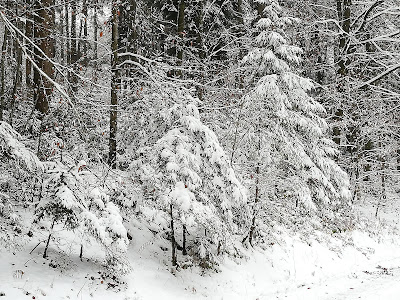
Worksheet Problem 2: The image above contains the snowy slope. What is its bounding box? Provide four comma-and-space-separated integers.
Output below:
2, 226, 400, 300
1, 192, 400, 300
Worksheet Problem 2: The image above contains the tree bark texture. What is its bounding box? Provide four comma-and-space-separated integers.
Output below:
33, 0, 55, 115
108, 1, 119, 169
25, 0, 33, 86
170, 204, 177, 266
0, 27, 8, 121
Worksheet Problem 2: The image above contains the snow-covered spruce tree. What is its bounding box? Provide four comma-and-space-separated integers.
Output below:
135, 88, 247, 268
235, 0, 351, 245
35, 160, 129, 271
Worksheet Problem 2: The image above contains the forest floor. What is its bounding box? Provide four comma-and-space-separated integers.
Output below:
1, 190, 400, 300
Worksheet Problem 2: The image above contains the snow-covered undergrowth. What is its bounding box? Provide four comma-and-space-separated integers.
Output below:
2, 214, 400, 300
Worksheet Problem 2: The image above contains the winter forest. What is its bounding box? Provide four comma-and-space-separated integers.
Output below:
0, 0, 399, 299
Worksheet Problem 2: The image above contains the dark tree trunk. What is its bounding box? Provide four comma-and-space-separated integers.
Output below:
43, 219, 55, 258
248, 164, 260, 246
70, 0, 78, 89
78, 0, 88, 65
83, 0, 88, 59
170, 204, 177, 266
65, 0, 70, 66
60, 4, 64, 64
79, 244, 83, 261
108, 1, 119, 169
397, 149, 400, 171
33, 0, 55, 115
337, 0, 352, 76
248, 125, 261, 246
177, 0, 185, 67
118, 0, 137, 90
182, 225, 187, 255
25, 0, 33, 87
0, 27, 8, 121
93, 0, 98, 62
375, 141, 386, 218
9, 41, 22, 125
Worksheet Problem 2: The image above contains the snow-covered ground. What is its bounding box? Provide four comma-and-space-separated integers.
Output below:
1, 193, 400, 300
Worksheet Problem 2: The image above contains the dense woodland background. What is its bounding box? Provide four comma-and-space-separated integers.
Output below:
0, 0, 399, 274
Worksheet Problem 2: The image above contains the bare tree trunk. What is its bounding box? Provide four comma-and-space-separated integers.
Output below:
70, 0, 78, 89
33, 0, 55, 115
177, 0, 185, 63
118, 0, 137, 90
248, 164, 260, 246
9, 42, 22, 125
25, 0, 33, 87
182, 225, 187, 255
337, 0, 352, 76
93, 0, 98, 62
78, 0, 88, 64
83, 0, 88, 61
43, 218, 55, 258
79, 244, 83, 261
332, 1, 352, 145
65, 0, 70, 66
248, 125, 261, 246
0, 27, 8, 121
108, 1, 118, 169
397, 149, 400, 171
375, 141, 386, 218
170, 204, 177, 266
71, 0, 77, 63
60, 3, 65, 64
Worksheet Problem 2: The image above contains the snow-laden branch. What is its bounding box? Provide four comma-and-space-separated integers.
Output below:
355, 64, 400, 90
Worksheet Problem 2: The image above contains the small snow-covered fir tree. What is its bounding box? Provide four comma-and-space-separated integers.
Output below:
35, 160, 129, 269
235, 0, 351, 244
135, 89, 247, 266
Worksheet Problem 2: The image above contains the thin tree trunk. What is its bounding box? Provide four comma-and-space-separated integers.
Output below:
248, 125, 261, 246
78, 0, 88, 63
170, 204, 177, 266
25, 0, 33, 87
79, 244, 83, 261
83, 0, 88, 61
230, 103, 244, 165
9, 43, 22, 125
70, 0, 77, 90
182, 225, 187, 255
60, 3, 65, 64
248, 164, 260, 246
194, 1, 205, 101
0, 27, 8, 121
93, 0, 98, 62
108, 1, 118, 169
176, 0, 185, 77
71, 0, 77, 63
337, 0, 352, 76
118, 0, 137, 91
43, 218, 55, 258
333, 1, 352, 145
376, 141, 386, 218
397, 149, 400, 171
65, 0, 70, 66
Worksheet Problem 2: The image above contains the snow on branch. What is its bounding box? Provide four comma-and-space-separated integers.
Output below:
0, 121, 43, 172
